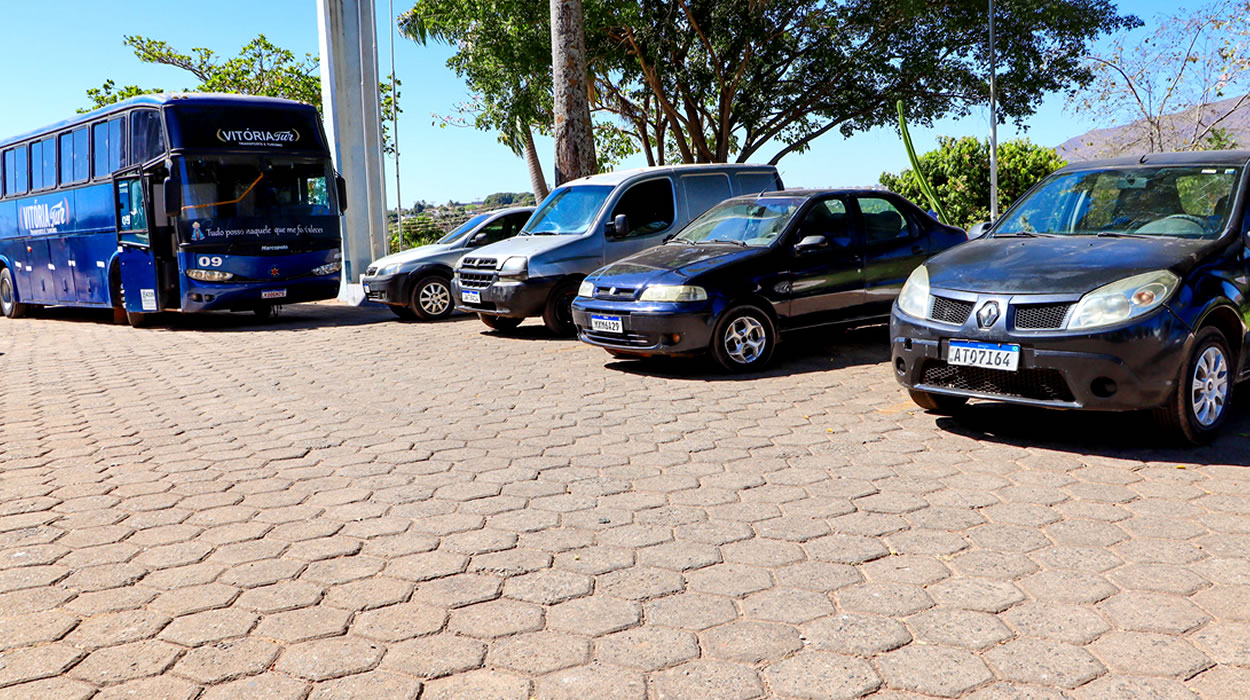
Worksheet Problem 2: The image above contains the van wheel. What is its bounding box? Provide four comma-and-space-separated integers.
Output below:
0, 267, 28, 319
411, 275, 454, 321
711, 305, 776, 372
480, 314, 522, 331
543, 279, 580, 336
909, 389, 968, 415
1155, 326, 1233, 445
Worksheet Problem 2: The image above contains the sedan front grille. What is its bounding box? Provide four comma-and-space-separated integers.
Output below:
594, 286, 640, 301
458, 272, 494, 290
930, 296, 975, 325
1014, 303, 1073, 330
583, 329, 654, 348
921, 361, 1075, 403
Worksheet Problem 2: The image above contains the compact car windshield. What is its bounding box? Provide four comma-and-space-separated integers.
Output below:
179, 156, 335, 222
524, 185, 613, 235
673, 199, 804, 247
437, 213, 492, 245
996, 165, 1243, 239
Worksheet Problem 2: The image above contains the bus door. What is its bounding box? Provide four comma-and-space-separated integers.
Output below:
48, 238, 78, 303
114, 173, 162, 313
22, 238, 54, 304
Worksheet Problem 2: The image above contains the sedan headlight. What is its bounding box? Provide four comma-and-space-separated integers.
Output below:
639, 285, 708, 302
578, 279, 596, 298
897, 265, 930, 319
498, 256, 528, 279
313, 261, 343, 276
186, 269, 234, 283
1067, 270, 1178, 331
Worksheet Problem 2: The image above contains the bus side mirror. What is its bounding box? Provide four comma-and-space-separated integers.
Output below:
163, 177, 181, 217
336, 175, 348, 214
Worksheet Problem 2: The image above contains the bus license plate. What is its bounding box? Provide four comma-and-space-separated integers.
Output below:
261, 289, 287, 300
948, 340, 1020, 371
462, 290, 481, 304
590, 315, 623, 334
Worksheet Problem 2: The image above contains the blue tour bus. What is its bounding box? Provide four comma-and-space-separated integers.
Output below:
0, 94, 346, 326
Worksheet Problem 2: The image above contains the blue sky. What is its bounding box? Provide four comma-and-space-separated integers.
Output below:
0, 0, 1181, 207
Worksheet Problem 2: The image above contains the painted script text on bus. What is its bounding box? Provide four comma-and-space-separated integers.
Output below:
19, 199, 69, 234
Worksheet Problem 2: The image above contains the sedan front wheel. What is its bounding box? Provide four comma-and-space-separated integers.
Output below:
712, 304, 776, 372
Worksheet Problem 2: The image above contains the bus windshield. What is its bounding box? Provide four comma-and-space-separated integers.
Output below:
178, 155, 336, 223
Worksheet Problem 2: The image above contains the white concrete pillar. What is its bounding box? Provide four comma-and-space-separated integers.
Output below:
317, 0, 389, 304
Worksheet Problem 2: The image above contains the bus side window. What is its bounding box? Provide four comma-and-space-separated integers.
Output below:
118, 179, 149, 246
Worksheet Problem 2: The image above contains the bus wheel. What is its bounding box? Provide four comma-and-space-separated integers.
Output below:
126, 310, 154, 328
0, 268, 28, 319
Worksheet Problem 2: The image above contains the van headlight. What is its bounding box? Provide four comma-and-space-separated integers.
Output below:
897, 265, 930, 319
578, 279, 596, 298
498, 256, 528, 279
313, 261, 342, 276
1067, 270, 1178, 331
639, 285, 707, 302
186, 269, 235, 283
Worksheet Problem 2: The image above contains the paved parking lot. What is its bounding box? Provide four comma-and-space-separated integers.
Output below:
1, 303, 1249, 699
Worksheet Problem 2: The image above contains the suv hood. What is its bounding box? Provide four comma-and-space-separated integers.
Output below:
373, 243, 456, 269
927, 236, 1209, 295
468, 234, 577, 261
592, 243, 763, 288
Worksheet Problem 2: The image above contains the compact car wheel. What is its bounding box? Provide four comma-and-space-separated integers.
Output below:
908, 389, 968, 415
543, 279, 580, 336
480, 314, 523, 331
0, 267, 27, 319
712, 305, 776, 371
411, 275, 454, 321
1156, 326, 1234, 444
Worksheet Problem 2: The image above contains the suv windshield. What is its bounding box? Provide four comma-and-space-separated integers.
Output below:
179, 155, 336, 223
673, 198, 804, 247
524, 185, 613, 235
437, 213, 492, 245
996, 165, 1243, 239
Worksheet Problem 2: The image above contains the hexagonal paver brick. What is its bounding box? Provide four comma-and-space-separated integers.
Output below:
159, 607, 258, 646
487, 631, 589, 674
1072, 675, 1203, 700
1088, 631, 1214, 678
687, 564, 773, 598
253, 606, 351, 643
274, 637, 385, 681
1020, 570, 1119, 604
764, 651, 882, 700
172, 638, 282, 684
862, 555, 952, 585
307, 670, 422, 700
598, 566, 685, 601
1188, 666, 1250, 700
447, 599, 544, 638
235, 580, 324, 613
804, 533, 890, 564
927, 577, 1026, 613
985, 638, 1107, 689
1003, 602, 1111, 645
772, 561, 862, 591
352, 601, 446, 642
1192, 621, 1250, 666
535, 662, 646, 700
64, 609, 172, 649
653, 659, 764, 700
1101, 591, 1210, 634
410, 573, 502, 608
199, 672, 309, 700
1108, 563, 1211, 596
380, 634, 486, 678
553, 546, 636, 575
801, 612, 912, 656
322, 578, 412, 612
1192, 585, 1250, 621
878, 645, 994, 698
420, 669, 530, 700
502, 568, 592, 605
0, 644, 85, 688
741, 587, 834, 624
548, 596, 642, 636
645, 593, 737, 630
68, 639, 182, 686
837, 582, 934, 616
908, 607, 1014, 650
703, 621, 802, 663
637, 541, 723, 571
598, 627, 699, 671
93, 675, 201, 700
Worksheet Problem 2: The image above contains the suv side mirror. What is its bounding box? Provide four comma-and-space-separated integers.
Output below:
794, 235, 829, 254
607, 214, 629, 238
162, 176, 180, 217
336, 175, 348, 214
967, 221, 992, 239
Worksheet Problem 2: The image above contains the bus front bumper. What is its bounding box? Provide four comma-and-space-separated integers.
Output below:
180, 275, 340, 312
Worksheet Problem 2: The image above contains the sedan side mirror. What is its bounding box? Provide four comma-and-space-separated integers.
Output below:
336, 175, 348, 214
967, 221, 992, 239
469, 232, 488, 246
607, 214, 629, 238
794, 235, 829, 254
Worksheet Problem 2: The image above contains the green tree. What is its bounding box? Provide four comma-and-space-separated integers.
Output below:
880, 137, 1067, 229
85, 34, 401, 152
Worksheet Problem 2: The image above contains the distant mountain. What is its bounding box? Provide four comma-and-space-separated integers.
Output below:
1057, 93, 1250, 161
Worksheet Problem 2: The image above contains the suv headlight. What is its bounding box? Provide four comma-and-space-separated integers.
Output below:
498, 256, 528, 279
313, 261, 343, 276
639, 285, 707, 302
578, 279, 595, 298
897, 265, 930, 319
186, 269, 234, 283
1067, 270, 1178, 331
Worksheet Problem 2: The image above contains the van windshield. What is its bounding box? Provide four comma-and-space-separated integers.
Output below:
672, 198, 804, 247
996, 165, 1243, 239
523, 185, 613, 235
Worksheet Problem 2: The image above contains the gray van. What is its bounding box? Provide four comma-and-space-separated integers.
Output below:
452, 164, 783, 334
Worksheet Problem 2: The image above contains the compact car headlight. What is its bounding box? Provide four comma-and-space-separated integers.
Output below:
313, 261, 343, 276
897, 265, 930, 319
1067, 270, 1178, 331
578, 279, 596, 298
498, 256, 528, 279
639, 285, 708, 302
186, 269, 235, 283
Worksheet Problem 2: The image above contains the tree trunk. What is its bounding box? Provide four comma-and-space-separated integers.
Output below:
550, 0, 597, 185
522, 124, 550, 201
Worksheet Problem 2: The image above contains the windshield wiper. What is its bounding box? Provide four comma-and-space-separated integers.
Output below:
1094, 231, 1149, 239
994, 231, 1053, 238
698, 238, 748, 247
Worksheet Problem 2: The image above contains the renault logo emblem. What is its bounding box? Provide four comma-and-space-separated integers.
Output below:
977, 301, 1000, 329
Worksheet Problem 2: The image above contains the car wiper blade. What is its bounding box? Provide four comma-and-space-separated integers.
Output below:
698, 239, 748, 247
994, 231, 1053, 238
1095, 231, 1149, 239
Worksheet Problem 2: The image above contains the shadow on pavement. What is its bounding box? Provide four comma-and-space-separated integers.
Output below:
933, 395, 1250, 466
19, 303, 396, 332
480, 323, 580, 342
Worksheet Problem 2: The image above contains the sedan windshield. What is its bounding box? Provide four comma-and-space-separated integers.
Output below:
996, 165, 1243, 239
672, 198, 804, 247
524, 185, 613, 235
437, 213, 492, 245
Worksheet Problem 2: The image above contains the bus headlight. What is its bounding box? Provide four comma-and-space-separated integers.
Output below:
1067, 270, 1178, 331
313, 261, 343, 276
639, 285, 707, 302
186, 269, 235, 283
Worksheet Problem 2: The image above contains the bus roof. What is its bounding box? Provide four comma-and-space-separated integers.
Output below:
0, 93, 316, 150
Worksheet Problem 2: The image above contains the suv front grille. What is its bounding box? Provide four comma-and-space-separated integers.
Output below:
921, 361, 1075, 403
1014, 303, 1073, 330
460, 257, 497, 270
930, 296, 975, 325
458, 272, 494, 289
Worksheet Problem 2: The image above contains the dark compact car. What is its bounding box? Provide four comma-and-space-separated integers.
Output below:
571, 189, 967, 370
892, 151, 1250, 444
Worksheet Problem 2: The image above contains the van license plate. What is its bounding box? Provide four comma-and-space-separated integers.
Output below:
462, 290, 481, 304
948, 340, 1020, 371
261, 289, 287, 300
591, 315, 623, 333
